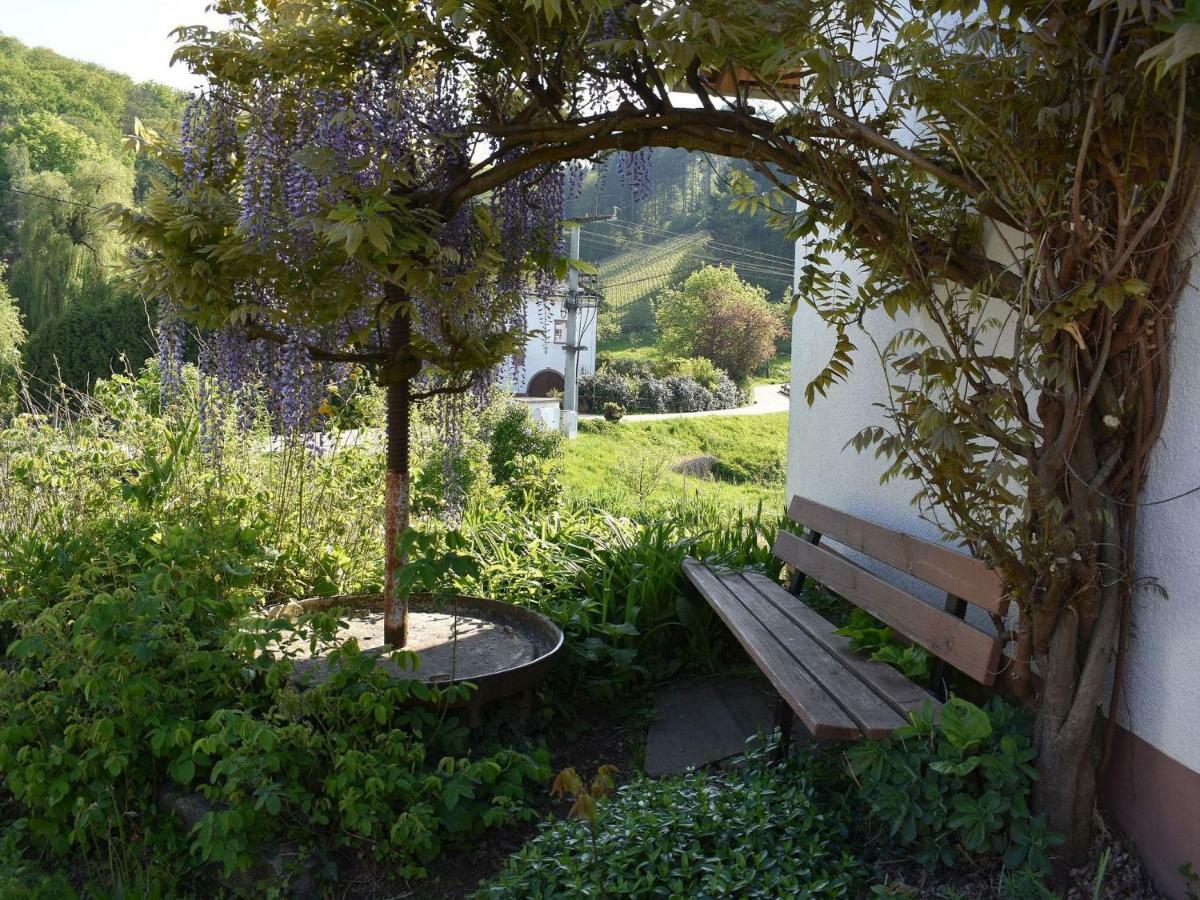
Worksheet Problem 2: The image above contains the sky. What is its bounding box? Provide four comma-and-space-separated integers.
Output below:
1, 0, 226, 90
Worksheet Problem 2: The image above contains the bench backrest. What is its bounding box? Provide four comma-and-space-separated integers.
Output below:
772, 495, 1008, 685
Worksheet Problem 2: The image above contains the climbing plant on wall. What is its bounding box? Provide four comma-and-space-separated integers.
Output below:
446, 0, 1195, 863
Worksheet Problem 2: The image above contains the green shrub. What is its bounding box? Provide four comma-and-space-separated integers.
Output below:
833, 608, 931, 680
0, 506, 548, 893
653, 355, 722, 389
602, 401, 624, 422
476, 746, 865, 898
462, 501, 782, 692
412, 433, 492, 517
22, 288, 155, 396
482, 399, 564, 485
490, 452, 564, 514
847, 697, 1061, 872
322, 366, 384, 430
0, 266, 24, 423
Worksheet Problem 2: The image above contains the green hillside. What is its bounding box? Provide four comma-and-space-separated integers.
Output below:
568, 149, 796, 348
0, 33, 185, 395
593, 232, 709, 336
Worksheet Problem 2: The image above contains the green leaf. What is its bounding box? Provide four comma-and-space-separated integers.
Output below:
940, 698, 992, 749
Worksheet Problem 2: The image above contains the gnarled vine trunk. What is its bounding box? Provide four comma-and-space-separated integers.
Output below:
383, 301, 413, 648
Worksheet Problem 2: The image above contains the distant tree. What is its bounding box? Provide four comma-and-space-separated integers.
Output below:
655, 265, 787, 381
6, 156, 133, 330
0, 265, 25, 419
0, 110, 101, 176
21, 288, 152, 396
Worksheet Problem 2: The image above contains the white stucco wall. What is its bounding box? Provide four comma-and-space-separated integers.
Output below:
506, 296, 597, 394
786, 227, 1200, 776
1116, 226, 1200, 774
785, 274, 960, 610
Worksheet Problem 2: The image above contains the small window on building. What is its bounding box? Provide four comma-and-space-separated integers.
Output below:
553, 319, 567, 343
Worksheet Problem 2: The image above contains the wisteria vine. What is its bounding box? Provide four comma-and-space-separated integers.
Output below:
163, 55, 653, 513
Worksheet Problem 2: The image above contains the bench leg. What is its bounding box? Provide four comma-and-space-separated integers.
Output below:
773, 697, 795, 762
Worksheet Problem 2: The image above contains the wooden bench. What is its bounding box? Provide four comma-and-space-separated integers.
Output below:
682, 495, 1008, 749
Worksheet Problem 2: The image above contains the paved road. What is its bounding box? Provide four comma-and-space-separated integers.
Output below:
582, 383, 790, 423
264, 384, 792, 452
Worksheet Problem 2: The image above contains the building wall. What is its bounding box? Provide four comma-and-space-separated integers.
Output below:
785, 229, 1200, 895
507, 297, 597, 395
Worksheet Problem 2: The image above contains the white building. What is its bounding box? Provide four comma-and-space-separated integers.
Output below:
506, 289, 599, 398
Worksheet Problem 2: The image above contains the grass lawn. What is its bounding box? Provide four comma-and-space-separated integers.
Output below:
749, 349, 792, 386
560, 412, 789, 515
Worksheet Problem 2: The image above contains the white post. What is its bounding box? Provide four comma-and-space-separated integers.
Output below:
561, 224, 581, 438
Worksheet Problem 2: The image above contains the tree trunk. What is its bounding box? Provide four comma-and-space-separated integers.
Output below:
1027, 494, 1125, 865
383, 307, 412, 648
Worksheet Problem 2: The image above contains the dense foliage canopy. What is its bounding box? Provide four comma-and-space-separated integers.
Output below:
655, 264, 787, 381
126, 0, 1200, 862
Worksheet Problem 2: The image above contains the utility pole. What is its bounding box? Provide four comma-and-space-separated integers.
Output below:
560, 209, 615, 437
561, 224, 582, 438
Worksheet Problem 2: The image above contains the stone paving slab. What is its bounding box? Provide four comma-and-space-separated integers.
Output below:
644, 677, 804, 776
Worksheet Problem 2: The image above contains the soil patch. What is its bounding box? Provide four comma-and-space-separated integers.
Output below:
284, 608, 543, 685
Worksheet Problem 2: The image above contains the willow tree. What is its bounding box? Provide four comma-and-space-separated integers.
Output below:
115, 7, 572, 648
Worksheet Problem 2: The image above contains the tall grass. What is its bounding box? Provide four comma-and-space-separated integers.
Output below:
464, 498, 782, 687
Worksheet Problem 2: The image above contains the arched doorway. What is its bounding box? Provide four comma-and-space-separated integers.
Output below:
526, 368, 564, 398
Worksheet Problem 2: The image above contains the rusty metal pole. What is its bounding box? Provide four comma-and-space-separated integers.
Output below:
383, 303, 412, 648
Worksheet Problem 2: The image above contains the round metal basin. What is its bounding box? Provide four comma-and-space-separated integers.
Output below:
269, 593, 565, 711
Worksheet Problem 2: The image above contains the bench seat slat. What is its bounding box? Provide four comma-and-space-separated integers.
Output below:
773, 530, 1003, 685
682, 560, 861, 740
787, 496, 1007, 616
741, 571, 941, 721
716, 572, 907, 739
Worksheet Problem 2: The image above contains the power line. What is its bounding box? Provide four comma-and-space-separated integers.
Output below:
596, 216, 796, 266
586, 235, 796, 282
602, 271, 682, 290
598, 217, 797, 267
583, 230, 794, 280
0, 184, 106, 210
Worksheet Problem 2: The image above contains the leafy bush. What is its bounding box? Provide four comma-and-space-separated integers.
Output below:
635, 375, 671, 413
577, 369, 635, 411
322, 366, 385, 430
654, 265, 788, 381
833, 608, 931, 680
663, 373, 712, 411
602, 402, 624, 422
847, 698, 1061, 872
664, 355, 722, 389
579, 365, 742, 414
493, 452, 564, 514
412, 431, 491, 518
0, 267, 24, 422
0, 508, 549, 892
482, 398, 563, 485
22, 288, 156, 395
597, 356, 654, 380
463, 501, 782, 690
477, 746, 865, 898
708, 372, 743, 409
